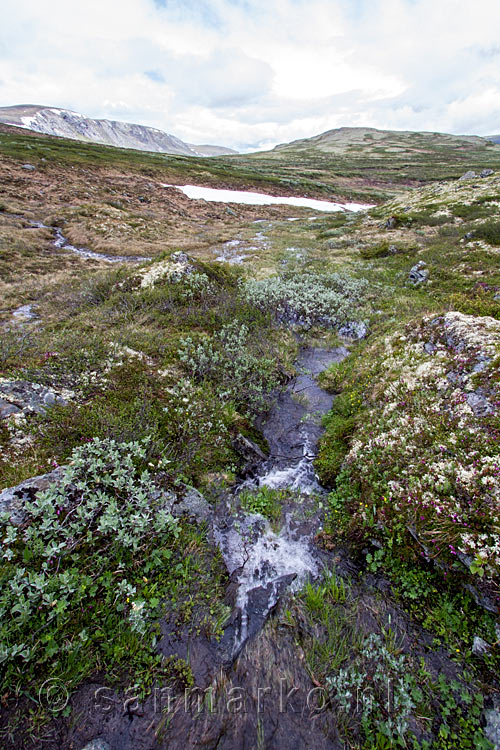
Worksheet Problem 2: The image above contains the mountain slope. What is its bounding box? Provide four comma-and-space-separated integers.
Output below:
271, 125, 491, 155
0, 104, 236, 157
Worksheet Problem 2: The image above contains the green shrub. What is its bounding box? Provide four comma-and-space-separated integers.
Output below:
473, 220, 500, 245
0, 438, 178, 688
244, 272, 368, 328
178, 321, 281, 414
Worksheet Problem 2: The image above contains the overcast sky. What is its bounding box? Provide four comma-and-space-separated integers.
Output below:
1, 0, 500, 151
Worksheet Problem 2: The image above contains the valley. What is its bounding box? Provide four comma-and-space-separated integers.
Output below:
0, 123, 499, 750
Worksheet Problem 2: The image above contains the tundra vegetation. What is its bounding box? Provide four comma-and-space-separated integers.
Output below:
0, 124, 499, 748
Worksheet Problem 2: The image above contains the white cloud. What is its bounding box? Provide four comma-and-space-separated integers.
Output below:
1, 0, 500, 150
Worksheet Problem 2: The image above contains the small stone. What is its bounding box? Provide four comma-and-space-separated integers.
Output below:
80, 740, 111, 750
173, 488, 211, 522
22, 163, 36, 171
472, 635, 491, 655
480, 169, 494, 178
463, 231, 475, 240
43, 391, 56, 406
408, 261, 429, 285
459, 170, 476, 180
384, 216, 397, 229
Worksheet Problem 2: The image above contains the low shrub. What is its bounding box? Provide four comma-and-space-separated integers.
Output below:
244, 272, 368, 328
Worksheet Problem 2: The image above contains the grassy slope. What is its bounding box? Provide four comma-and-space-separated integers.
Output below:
3, 122, 500, 203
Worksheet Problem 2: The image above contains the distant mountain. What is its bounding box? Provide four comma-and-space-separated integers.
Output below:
486, 135, 500, 144
187, 143, 237, 156
271, 126, 492, 155
0, 105, 236, 157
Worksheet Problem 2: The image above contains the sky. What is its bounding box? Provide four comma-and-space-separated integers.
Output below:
1, 0, 500, 151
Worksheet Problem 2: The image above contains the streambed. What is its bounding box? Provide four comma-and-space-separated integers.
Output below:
29, 220, 151, 263
215, 346, 348, 660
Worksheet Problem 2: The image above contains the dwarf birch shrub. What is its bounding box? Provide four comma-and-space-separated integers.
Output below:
244, 272, 368, 328
178, 321, 280, 414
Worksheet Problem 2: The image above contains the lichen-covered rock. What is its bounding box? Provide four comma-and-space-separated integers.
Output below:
408, 260, 429, 285
0, 380, 71, 418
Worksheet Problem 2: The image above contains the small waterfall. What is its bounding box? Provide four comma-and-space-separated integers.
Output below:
216, 345, 349, 659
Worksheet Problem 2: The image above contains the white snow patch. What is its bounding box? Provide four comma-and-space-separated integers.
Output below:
162, 184, 373, 213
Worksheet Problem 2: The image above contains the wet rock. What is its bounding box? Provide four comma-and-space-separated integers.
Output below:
80, 740, 110, 750
0, 468, 63, 525
459, 170, 476, 180
232, 433, 267, 468
480, 169, 494, 178
463, 583, 499, 614
338, 320, 368, 340
22, 163, 36, 171
0, 380, 68, 417
485, 705, 500, 749
408, 260, 429, 285
472, 635, 491, 656
12, 304, 38, 322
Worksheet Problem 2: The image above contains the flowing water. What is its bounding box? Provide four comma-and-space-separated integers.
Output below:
29, 221, 151, 263
215, 346, 349, 659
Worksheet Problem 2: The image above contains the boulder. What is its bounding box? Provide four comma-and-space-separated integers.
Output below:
459, 170, 476, 180
0, 380, 68, 417
0, 468, 63, 525
480, 169, 494, 178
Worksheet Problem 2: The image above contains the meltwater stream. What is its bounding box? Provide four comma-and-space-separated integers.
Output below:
215, 346, 349, 660
29, 221, 151, 263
